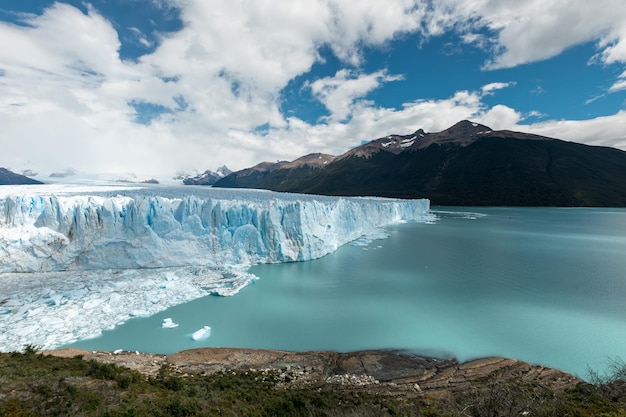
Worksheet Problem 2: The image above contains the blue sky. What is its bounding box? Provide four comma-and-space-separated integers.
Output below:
1, 0, 626, 177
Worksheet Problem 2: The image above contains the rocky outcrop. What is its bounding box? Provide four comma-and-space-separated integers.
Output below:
46, 348, 579, 396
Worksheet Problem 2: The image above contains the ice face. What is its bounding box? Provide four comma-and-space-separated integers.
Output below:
0, 186, 431, 273
0, 185, 431, 351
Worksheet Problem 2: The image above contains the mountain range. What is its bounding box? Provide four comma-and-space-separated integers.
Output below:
214, 120, 626, 207
179, 166, 233, 185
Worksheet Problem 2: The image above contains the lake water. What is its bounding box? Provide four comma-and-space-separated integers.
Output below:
67, 207, 626, 378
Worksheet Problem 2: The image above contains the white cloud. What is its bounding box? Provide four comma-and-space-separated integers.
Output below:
598, 25, 626, 65
435, 0, 626, 69
320, 0, 428, 64
478, 104, 523, 129
609, 70, 626, 92
515, 111, 626, 150
610, 79, 626, 93
0, 0, 435, 176
1, 0, 626, 179
525, 110, 547, 119
129, 27, 153, 49
306, 69, 403, 122
481, 82, 515, 95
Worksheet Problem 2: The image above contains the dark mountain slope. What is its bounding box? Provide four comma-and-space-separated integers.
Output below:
0, 168, 43, 185
216, 153, 335, 192
304, 136, 626, 206
214, 121, 626, 206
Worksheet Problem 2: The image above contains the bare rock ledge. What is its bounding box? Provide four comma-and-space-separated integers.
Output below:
46, 348, 579, 395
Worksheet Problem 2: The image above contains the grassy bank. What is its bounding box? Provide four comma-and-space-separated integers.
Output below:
1, 347, 625, 416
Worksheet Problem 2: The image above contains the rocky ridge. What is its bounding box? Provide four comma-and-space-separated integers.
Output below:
47, 348, 579, 397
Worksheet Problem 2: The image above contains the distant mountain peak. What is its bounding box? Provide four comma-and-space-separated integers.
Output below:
229, 153, 337, 178
215, 165, 232, 177
411, 120, 493, 149
448, 120, 492, 133
339, 133, 420, 160
181, 166, 232, 185
283, 153, 336, 169
338, 120, 494, 159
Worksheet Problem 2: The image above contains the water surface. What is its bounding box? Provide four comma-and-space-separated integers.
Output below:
69, 207, 626, 378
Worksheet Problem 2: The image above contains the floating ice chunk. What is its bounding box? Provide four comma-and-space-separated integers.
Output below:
191, 326, 211, 341
162, 318, 179, 328
113, 349, 123, 354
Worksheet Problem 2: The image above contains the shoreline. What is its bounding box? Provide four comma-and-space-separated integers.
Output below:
45, 347, 580, 395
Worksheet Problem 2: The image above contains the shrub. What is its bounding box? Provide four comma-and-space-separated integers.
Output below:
588, 357, 626, 403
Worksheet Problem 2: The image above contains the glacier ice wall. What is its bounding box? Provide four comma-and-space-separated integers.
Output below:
0, 188, 430, 273
0, 186, 431, 351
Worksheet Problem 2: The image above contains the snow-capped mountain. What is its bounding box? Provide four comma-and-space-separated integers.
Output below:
181, 165, 233, 185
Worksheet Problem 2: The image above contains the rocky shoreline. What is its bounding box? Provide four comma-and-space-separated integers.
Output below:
46, 347, 579, 397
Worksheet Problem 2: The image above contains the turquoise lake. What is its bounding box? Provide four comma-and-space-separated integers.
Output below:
67, 207, 626, 378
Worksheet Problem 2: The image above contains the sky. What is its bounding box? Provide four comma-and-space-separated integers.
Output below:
1, 0, 626, 178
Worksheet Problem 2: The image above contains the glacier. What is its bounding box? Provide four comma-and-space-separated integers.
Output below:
0, 184, 431, 351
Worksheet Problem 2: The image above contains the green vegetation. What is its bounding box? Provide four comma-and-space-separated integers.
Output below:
1, 349, 625, 416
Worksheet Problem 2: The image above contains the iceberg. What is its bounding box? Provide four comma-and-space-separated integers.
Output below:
0, 185, 431, 351
162, 318, 178, 328
190, 326, 211, 341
